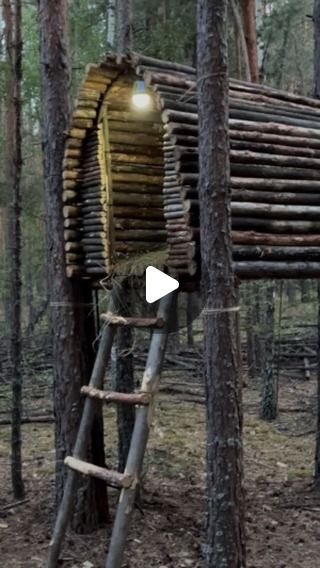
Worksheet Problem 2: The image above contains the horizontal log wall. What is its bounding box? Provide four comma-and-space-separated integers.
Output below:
63, 52, 320, 282
106, 81, 166, 259
143, 53, 320, 279
63, 59, 167, 280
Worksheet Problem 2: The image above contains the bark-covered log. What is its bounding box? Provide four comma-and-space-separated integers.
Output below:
235, 261, 320, 278
232, 218, 320, 233
233, 245, 320, 260
232, 231, 320, 246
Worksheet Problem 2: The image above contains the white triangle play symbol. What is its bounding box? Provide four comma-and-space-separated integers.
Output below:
146, 266, 179, 304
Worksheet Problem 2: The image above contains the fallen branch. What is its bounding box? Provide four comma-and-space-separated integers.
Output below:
0, 415, 54, 426
0, 499, 29, 513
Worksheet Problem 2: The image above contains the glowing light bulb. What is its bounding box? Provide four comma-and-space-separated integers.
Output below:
132, 81, 151, 109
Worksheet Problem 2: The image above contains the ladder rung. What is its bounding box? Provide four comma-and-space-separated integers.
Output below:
81, 386, 151, 405
64, 457, 133, 488
100, 312, 164, 328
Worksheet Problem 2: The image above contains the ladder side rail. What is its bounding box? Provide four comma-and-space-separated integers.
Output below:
105, 292, 175, 568
47, 318, 117, 568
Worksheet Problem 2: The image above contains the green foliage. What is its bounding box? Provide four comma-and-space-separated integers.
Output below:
22, 2, 41, 114
133, 0, 196, 64
260, 0, 314, 93
69, 0, 107, 90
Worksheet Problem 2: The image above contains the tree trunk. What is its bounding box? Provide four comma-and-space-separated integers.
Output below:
116, 0, 132, 52
300, 280, 310, 303
3, 0, 24, 500
244, 283, 257, 380
313, 0, 320, 486
106, 0, 116, 50
316, 280, 320, 485
253, 282, 262, 376
115, 308, 135, 473
260, 282, 277, 421
38, 0, 108, 530
187, 293, 195, 347
114, 0, 135, 473
241, 0, 259, 83
167, 293, 180, 354
286, 281, 296, 305
229, 0, 251, 82
197, 1, 246, 566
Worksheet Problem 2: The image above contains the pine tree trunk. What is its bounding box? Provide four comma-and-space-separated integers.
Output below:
106, 0, 116, 50
313, 0, 320, 485
241, 0, 259, 83
38, 0, 108, 530
116, 0, 132, 52
300, 280, 310, 303
260, 282, 277, 421
3, 0, 24, 500
229, 0, 251, 82
315, 281, 320, 485
115, 307, 135, 473
114, 0, 135, 472
187, 293, 195, 347
197, 1, 246, 566
286, 281, 296, 305
245, 283, 257, 380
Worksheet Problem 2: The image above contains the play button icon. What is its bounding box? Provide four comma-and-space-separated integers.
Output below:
146, 266, 179, 304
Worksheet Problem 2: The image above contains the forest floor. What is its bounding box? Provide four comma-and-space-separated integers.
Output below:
0, 357, 320, 567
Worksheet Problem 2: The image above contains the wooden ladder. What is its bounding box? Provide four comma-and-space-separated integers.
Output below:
47, 291, 174, 568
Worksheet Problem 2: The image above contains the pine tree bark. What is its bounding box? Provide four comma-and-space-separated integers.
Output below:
197, 1, 246, 566
38, 0, 108, 530
3, 0, 24, 500
114, 0, 135, 473
241, 0, 259, 83
313, 0, 320, 485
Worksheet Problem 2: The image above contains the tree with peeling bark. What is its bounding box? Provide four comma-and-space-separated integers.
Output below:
197, 0, 246, 565
38, 0, 108, 531
3, 0, 24, 500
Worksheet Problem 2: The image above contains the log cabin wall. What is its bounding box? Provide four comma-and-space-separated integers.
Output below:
63, 53, 320, 285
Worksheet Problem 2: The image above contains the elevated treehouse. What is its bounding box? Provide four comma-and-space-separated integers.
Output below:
63, 53, 320, 284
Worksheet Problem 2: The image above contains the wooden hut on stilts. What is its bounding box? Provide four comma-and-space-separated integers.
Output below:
48, 52, 320, 568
